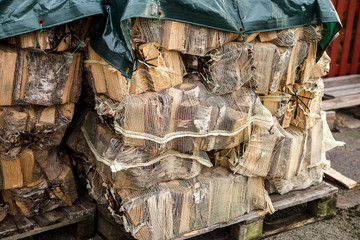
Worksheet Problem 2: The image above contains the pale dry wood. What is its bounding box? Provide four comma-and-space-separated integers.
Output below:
235, 33, 259, 42
139, 43, 172, 91
324, 167, 357, 189
299, 41, 318, 84
39, 106, 56, 125
284, 41, 308, 85
0, 45, 17, 105
0, 157, 23, 190
19, 149, 35, 186
258, 31, 278, 42
0, 45, 82, 106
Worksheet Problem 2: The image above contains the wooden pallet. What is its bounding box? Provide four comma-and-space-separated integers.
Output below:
322, 75, 360, 110
96, 182, 338, 240
0, 195, 96, 240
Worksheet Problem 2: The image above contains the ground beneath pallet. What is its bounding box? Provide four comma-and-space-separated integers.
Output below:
264, 206, 360, 240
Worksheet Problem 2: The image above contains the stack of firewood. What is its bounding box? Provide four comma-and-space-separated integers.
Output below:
66, 18, 342, 240
0, 18, 93, 221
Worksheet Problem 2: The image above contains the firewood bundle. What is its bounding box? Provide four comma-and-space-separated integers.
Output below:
67, 17, 342, 240
0, 18, 93, 221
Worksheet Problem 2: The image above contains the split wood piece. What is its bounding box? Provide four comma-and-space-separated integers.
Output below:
85, 47, 131, 102
1, 149, 77, 217
229, 119, 285, 177
324, 167, 357, 189
203, 42, 251, 95
283, 40, 309, 86
0, 44, 82, 106
0, 104, 74, 159
261, 92, 291, 122
110, 167, 271, 240
235, 32, 259, 42
299, 41, 318, 84
133, 18, 237, 56
253, 43, 281, 94
258, 31, 278, 42
138, 43, 185, 92
309, 52, 330, 79
4, 17, 93, 51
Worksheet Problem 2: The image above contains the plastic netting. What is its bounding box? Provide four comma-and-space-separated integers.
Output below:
67, 111, 212, 190
108, 167, 273, 240
95, 81, 274, 154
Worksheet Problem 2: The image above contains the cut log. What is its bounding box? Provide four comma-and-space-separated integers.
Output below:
299, 41, 318, 84
0, 44, 82, 106
324, 167, 357, 189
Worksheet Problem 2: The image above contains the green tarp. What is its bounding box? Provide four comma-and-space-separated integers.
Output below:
0, 0, 341, 77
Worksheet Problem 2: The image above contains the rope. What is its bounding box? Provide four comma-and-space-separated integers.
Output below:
145, 16, 161, 60
56, 39, 85, 75
28, 24, 43, 64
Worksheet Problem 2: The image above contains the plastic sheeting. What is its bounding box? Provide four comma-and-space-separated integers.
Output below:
0, 1, 340, 77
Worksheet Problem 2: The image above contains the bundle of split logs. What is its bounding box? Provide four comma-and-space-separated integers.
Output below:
69, 17, 343, 240
0, 18, 95, 221
0, 15, 342, 239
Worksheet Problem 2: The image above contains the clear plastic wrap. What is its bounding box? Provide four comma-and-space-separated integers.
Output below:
67, 111, 212, 190
108, 167, 273, 240
267, 113, 342, 195
202, 42, 289, 95
0, 104, 74, 159
132, 18, 238, 56
1, 148, 77, 217
226, 118, 285, 177
95, 81, 274, 154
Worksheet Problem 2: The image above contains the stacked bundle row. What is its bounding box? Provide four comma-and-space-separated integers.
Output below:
68, 18, 342, 240
0, 18, 93, 221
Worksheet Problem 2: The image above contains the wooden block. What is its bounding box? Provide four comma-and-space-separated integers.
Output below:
299, 41, 318, 84
235, 33, 259, 42
39, 106, 56, 125
324, 167, 357, 189
325, 111, 336, 130
0, 45, 82, 106
13, 215, 34, 233
0, 157, 23, 190
0, 45, 17, 105
230, 220, 264, 240
284, 41, 308, 85
307, 197, 337, 218
19, 149, 35, 185
139, 43, 172, 91
259, 31, 278, 42
33, 210, 65, 227
0, 216, 18, 238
